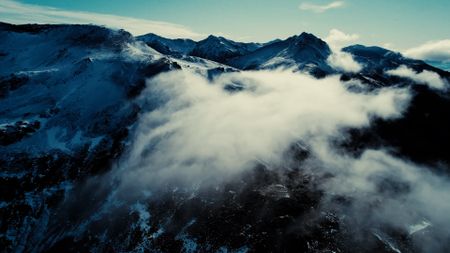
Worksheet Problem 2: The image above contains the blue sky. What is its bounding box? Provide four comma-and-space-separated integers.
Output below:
1, 0, 449, 55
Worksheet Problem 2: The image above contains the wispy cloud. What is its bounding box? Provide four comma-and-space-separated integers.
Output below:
404, 39, 450, 62
0, 0, 204, 39
387, 65, 448, 90
299, 1, 345, 13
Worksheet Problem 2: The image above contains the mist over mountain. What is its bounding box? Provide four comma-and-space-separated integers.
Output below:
1, 21, 450, 253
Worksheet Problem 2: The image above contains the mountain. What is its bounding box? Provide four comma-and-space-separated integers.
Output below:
137, 33, 197, 55
343, 44, 448, 76
0, 22, 184, 252
338, 44, 450, 88
0, 22, 186, 153
189, 35, 263, 63
228, 32, 334, 77
2, 22, 450, 253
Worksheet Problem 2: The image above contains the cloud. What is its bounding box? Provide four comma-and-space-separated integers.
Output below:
314, 146, 450, 253
387, 65, 448, 90
382, 42, 396, 51
115, 69, 450, 250
0, 0, 204, 38
325, 29, 362, 72
299, 1, 345, 13
325, 28, 359, 49
404, 39, 450, 62
327, 51, 362, 72
119, 69, 410, 187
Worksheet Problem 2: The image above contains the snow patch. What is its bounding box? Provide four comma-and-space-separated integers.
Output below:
408, 220, 432, 235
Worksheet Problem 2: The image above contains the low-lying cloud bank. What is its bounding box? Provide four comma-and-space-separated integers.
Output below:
121, 69, 409, 186
387, 65, 448, 90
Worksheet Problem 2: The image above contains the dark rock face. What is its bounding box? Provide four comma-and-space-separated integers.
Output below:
0, 120, 40, 145
25, 159, 446, 253
0, 131, 128, 252
127, 58, 182, 98
0, 74, 29, 98
339, 84, 450, 168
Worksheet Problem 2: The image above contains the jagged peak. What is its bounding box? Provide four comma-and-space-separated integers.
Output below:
287, 32, 327, 45
201, 34, 232, 43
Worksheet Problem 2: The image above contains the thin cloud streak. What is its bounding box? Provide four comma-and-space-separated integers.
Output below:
299, 1, 345, 13
387, 65, 448, 90
0, 0, 204, 39
404, 39, 450, 62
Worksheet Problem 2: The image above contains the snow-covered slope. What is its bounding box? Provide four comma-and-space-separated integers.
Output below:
0, 23, 185, 154
0, 22, 183, 251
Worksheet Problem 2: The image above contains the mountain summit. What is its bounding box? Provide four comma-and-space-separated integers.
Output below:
190, 35, 262, 63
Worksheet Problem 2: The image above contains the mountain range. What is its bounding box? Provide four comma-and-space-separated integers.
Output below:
1, 22, 450, 253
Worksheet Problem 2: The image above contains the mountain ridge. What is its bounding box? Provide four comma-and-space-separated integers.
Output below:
136, 29, 449, 79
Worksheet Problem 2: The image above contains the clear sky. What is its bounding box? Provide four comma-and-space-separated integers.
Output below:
1, 0, 449, 51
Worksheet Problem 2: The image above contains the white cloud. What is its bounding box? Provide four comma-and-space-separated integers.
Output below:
324, 29, 362, 72
299, 1, 345, 13
119, 69, 410, 187
387, 65, 447, 90
325, 28, 359, 49
327, 51, 362, 72
404, 39, 450, 62
314, 146, 450, 252
382, 42, 396, 51
0, 0, 204, 38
